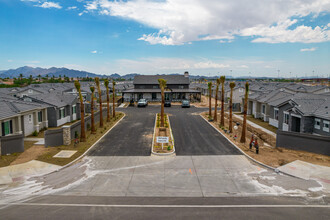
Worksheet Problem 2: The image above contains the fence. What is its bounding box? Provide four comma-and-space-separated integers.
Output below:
45, 107, 109, 147
276, 130, 330, 156
0, 133, 24, 155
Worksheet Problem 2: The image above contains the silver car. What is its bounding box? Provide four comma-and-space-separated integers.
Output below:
138, 99, 148, 107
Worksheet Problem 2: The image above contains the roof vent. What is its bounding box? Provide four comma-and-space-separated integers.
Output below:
184, 71, 189, 77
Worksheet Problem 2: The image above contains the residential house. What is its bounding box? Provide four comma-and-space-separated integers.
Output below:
122, 73, 201, 102
24, 92, 80, 127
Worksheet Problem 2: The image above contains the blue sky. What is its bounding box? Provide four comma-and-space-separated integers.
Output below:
0, 0, 329, 77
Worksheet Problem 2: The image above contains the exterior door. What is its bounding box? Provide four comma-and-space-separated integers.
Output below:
291, 116, 301, 132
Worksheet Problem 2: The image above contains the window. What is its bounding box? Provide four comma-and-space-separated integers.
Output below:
72, 105, 76, 114
28, 114, 32, 123
323, 120, 329, 132
139, 85, 145, 89
38, 111, 42, 122
274, 109, 279, 120
284, 113, 289, 124
59, 108, 65, 119
152, 85, 159, 89
262, 105, 266, 114
239, 88, 243, 92
179, 86, 184, 89
314, 118, 321, 129
1, 120, 13, 136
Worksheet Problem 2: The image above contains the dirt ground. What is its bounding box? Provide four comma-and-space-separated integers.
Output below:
202, 112, 330, 168
10, 145, 51, 165
193, 95, 219, 108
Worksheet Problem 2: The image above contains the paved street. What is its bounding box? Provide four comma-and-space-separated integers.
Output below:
0, 105, 329, 219
88, 105, 240, 156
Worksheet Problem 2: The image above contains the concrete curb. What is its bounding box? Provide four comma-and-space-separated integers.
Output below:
51, 112, 126, 173
199, 113, 302, 179
151, 114, 176, 156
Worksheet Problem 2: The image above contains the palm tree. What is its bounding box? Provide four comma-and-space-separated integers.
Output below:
229, 82, 236, 133
19, 73, 23, 81
158, 78, 167, 127
75, 80, 86, 142
240, 82, 249, 143
220, 76, 225, 126
207, 82, 212, 118
213, 78, 220, 121
90, 86, 96, 134
104, 79, 110, 122
95, 77, 103, 128
112, 80, 116, 118
38, 74, 41, 81
46, 74, 49, 80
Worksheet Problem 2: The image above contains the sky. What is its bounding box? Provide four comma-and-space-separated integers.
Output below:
0, 0, 330, 77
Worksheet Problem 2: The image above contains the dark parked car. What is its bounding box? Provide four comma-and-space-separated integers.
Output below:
181, 100, 190, 108
164, 100, 171, 107
138, 99, 148, 107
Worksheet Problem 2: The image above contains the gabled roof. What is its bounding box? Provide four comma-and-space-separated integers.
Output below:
27, 92, 78, 108
133, 75, 189, 85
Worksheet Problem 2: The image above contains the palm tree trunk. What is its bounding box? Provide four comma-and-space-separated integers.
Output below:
80, 102, 86, 142
229, 89, 233, 133
240, 92, 248, 143
91, 93, 96, 134
99, 91, 103, 128
106, 88, 110, 122
160, 87, 165, 127
220, 84, 225, 126
214, 85, 219, 121
208, 90, 212, 117
112, 85, 116, 118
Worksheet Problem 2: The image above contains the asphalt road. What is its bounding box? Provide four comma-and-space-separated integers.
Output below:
88, 105, 240, 156
1, 195, 328, 220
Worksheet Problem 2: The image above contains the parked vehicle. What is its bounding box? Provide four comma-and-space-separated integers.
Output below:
164, 100, 171, 107
181, 100, 190, 108
137, 99, 148, 107
129, 98, 135, 106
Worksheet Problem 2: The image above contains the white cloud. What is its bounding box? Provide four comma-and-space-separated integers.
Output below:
67, 6, 77, 10
300, 47, 317, 52
35, 2, 62, 9
7, 60, 13, 63
237, 65, 249, 69
91, 50, 98, 54
87, 0, 330, 45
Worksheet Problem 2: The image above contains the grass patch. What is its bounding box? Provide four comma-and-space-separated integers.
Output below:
36, 112, 124, 166
0, 141, 36, 167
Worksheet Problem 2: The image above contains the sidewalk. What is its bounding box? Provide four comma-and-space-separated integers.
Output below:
0, 160, 61, 185
24, 138, 44, 145
233, 114, 276, 137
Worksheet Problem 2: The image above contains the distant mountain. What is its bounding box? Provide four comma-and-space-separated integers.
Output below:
0, 66, 101, 78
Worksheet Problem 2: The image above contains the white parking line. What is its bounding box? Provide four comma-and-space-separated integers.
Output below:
1, 203, 329, 208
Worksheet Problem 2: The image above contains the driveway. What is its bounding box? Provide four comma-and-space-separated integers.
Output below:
88, 105, 241, 156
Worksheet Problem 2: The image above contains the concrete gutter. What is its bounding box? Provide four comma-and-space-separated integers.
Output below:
152, 114, 176, 156
199, 113, 303, 179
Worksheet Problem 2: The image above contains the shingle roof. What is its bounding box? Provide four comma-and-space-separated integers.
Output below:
133, 75, 189, 85
28, 92, 78, 108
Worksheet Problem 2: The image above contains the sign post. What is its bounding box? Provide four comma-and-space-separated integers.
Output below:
156, 136, 169, 150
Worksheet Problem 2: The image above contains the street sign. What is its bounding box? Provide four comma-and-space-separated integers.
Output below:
156, 136, 169, 143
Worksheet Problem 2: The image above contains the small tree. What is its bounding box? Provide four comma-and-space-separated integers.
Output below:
74, 81, 86, 142
38, 74, 41, 81
229, 82, 236, 133
95, 77, 103, 128
220, 76, 225, 126
112, 80, 116, 118
19, 73, 23, 81
104, 79, 110, 122
214, 78, 221, 121
240, 82, 249, 143
90, 86, 96, 134
158, 78, 167, 127
208, 82, 212, 118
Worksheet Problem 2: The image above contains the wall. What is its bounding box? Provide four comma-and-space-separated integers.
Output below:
276, 130, 330, 156
23, 113, 34, 136
0, 133, 24, 155
44, 108, 108, 147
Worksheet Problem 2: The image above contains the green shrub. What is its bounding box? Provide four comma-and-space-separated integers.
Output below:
167, 146, 171, 151
32, 130, 38, 136
74, 131, 79, 139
